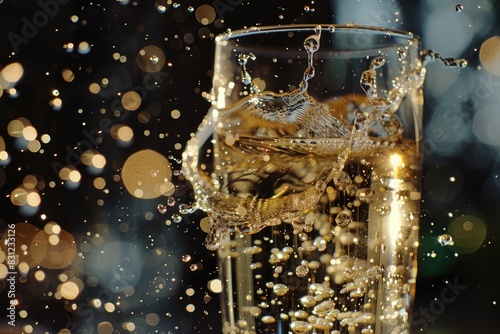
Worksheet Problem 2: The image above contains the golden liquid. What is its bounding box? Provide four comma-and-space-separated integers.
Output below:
212, 135, 420, 334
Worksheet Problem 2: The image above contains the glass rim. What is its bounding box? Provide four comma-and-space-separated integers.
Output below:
216, 23, 420, 43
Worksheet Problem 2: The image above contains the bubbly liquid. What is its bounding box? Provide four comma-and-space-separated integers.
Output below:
182, 26, 464, 334
216, 138, 420, 334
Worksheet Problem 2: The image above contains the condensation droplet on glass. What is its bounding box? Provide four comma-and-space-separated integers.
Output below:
157, 204, 167, 214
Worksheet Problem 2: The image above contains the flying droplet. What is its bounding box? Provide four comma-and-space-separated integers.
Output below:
150, 55, 159, 64
438, 234, 454, 246
167, 197, 176, 206
157, 204, 167, 214
172, 214, 182, 223
455, 4, 464, 13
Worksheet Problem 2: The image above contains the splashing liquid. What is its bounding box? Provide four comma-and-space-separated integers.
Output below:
183, 30, 467, 255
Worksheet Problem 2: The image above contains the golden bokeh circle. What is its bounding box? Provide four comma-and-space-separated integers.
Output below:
121, 149, 172, 199
480, 36, 500, 75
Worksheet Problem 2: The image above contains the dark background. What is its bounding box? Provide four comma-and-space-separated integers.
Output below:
0, 1, 499, 333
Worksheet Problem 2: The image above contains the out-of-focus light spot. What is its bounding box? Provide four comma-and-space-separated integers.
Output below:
89, 83, 101, 94
34, 270, 46, 281
137, 45, 165, 73
69, 170, 82, 182
124, 322, 135, 331
186, 288, 195, 296
448, 215, 487, 253
41, 134, 51, 143
64, 42, 74, 52
0, 136, 5, 151
23, 175, 37, 188
195, 5, 216, 25
121, 149, 172, 199
111, 124, 134, 143
0, 264, 7, 279
98, 322, 113, 334
1, 62, 24, 83
78, 41, 91, 54
70, 15, 78, 22
18, 262, 29, 273
22, 325, 33, 333
94, 177, 106, 190
92, 154, 106, 169
11, 187, 28, 206
200, 216, 211, 233
186, 304, 196, 312
19, 310, 28, 319
7, 118, 26, 137
22, 125, 37, 141
50, 97, 63, 110
171, 109, 181, 119
104, 302, 115, 312
480, 36, 500, 75
60, 281, 80, 300
208, 279, 222, 293
121, 91, 142, 111
145, 313, 160, 326
473, 105, 500, 146
48, 234, 60, 245
28, 140, 41, 153
26, 191, 41, 207
97, 321, 113, 334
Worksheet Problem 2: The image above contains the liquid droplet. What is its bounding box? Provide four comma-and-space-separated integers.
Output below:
172, 213, 182, 223
455, 4, 464, 13
167, 196, 176, 206
421, 49, 468, 68
157, 204, 167, 214
304, 35, 320, 53
205, 230, 220, 250
150, 55, 159, 64
438, 234, 454, 246
238, 53, 258, 91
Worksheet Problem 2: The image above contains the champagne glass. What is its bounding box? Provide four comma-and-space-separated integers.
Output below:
183, 24, 426, 334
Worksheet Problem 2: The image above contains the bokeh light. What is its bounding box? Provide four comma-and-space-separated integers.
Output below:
121, 149, 172, 199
